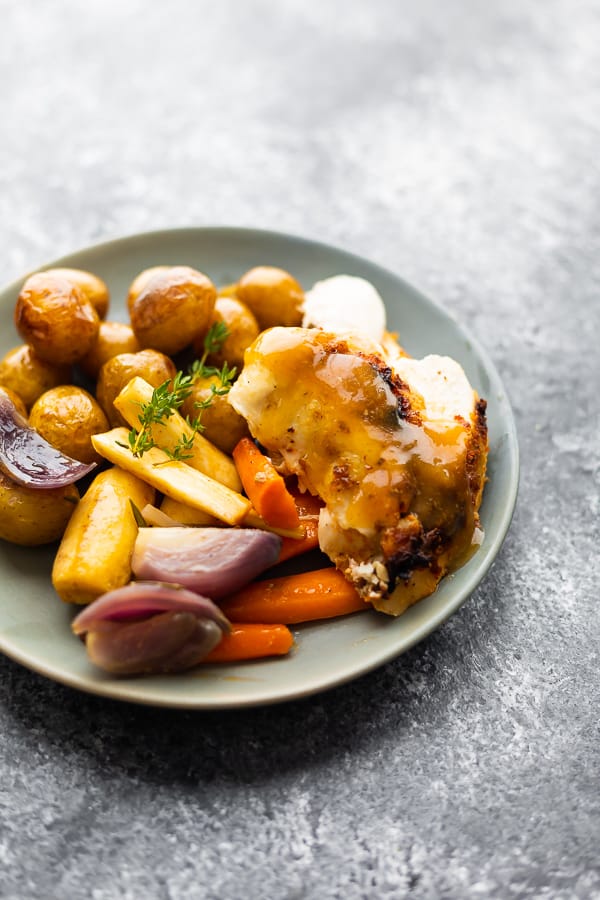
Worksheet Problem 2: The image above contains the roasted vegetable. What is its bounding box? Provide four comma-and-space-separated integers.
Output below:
129, 266, 217, 355
14, 271, 100, 365
79, 321, 141, 379
47, 267, 110, 319
236, 266, 304, 329
91, 428, 251, 526
96, 349, 176, 427
0, 387, 96, 488
180, 373, 249, 455
198, 295, 260, 370
0, 470, 79, 546
114, 376, 242, 492
29, 386, 109, 465
0, 344, 71, 410
71, 581, 230, 675
52, 467, 155, 604
132, 526, 282, 597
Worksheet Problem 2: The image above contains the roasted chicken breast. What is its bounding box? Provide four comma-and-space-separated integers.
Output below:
229, 327, 488, 615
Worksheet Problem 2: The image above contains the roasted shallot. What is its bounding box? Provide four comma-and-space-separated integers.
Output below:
0, 387, 95, 488
131, 526, 282, 598
72, 581, 231, 675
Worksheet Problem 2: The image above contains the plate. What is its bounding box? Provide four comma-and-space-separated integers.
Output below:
0, 227, 519, 708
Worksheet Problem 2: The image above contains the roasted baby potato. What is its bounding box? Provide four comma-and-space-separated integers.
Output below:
0, 470, 79, 546
0, 386, 27, 419
29, 386, 109, 465
52, 467, 155, 604
197, 296, 260, 370
130, 266, 217, 355
47, 268, 110, 319
79, 321, 141, 379
126, 266, 172, 314
0, 344, 71, 410
236, 266, 304, 329
181, 374, 249, 454
96, 349, 176, 427
14, 272, 100, 365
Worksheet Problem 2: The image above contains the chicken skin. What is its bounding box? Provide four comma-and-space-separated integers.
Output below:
228, 327, 488, 615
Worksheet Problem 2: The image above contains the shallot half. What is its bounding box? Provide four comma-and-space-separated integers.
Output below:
72, 581, 231, 675
132, 526, 282, 598
0, 387, 95, 488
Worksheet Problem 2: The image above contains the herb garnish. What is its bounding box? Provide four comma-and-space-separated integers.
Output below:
120, 321, 236, 461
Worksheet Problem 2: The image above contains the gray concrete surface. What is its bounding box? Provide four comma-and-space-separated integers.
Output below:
1, 1, 599, 897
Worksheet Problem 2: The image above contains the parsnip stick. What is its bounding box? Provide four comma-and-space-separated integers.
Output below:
160, 496, 221, 527
92, 428, 251, 526
113, 376, 242, 492
158, 495, 304, 538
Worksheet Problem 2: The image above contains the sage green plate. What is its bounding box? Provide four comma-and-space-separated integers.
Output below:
0, 227, 519, 708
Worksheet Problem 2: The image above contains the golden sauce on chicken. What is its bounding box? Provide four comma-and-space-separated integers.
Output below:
229, 327, 488, 615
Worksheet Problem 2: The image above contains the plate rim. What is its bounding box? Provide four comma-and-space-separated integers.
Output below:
0, 225, 520, 708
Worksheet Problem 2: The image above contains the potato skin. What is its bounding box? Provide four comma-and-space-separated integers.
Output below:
52, 467, 155, 604
130, 266, 217, 355
126, 266, 172, 315
47, 268, 110, 319
0, 471, 79, 546
96, 349, 176, 427
14, 272, 100, 365
181, 375, 249, 454
29, 386, 109, 465
197, 296, 260, 370
79, 321, 141, 379
236, 266, 304, 329
0, 385, 28, 419
0, 344, 71, 410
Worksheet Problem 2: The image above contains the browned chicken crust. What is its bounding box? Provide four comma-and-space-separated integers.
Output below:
229, 327, 488, 616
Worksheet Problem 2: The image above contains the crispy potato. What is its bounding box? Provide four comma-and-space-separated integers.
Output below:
236, 266, 304, 329
217, 283, 239, 298
0, 386, 27, 419
29, 386, 109, 465
79, 321, 141, 379
47, 268, 110, 319
0, 344, 71, 410
14, 272, 100, 365
0, 471, 79, 546
181, 375, 249, 454
130, 266, 217, 355
96, 349, 176, 427
197, 296, 260, 370
126, 266, 172, 315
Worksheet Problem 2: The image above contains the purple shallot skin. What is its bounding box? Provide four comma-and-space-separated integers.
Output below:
0, 387, 95, 488
132, 526, 282, 598
72, 581, 231, 676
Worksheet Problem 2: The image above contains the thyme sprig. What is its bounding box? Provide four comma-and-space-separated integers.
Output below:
120, 321, 235, 462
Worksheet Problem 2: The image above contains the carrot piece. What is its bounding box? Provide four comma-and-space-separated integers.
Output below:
277, 485, 323, 561
233, 438, 300, 531
203, 623, 294, 662
290, 489, 323, 518
220, 568, 367, 624
278, 517, 320, 562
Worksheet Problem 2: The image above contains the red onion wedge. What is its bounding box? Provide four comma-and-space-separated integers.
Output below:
71, 581, 231, 675
0, 387, 96, 488
132, 527, 282, 598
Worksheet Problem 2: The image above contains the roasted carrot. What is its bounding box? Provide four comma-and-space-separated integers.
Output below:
219, 567, 367, 624
233, 437, 300, 531
277, 518, 320, 562
203, 623, 294, 662
277, 485, 323, 562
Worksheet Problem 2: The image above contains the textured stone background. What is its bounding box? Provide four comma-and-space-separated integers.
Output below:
1, 1, 599, 898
